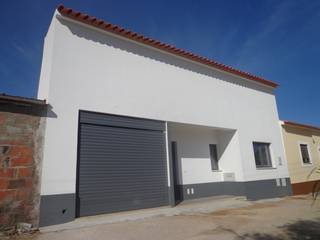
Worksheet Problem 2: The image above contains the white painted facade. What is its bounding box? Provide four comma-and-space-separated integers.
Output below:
38, 11, 290, 196
168, 123, 243, 184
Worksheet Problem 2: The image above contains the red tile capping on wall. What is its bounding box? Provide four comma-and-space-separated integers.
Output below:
283, 120, 320, 132
57, 5, 279, 88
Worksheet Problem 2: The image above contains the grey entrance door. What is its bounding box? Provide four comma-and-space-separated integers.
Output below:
77, 111, 169, 217
171, 141, 182, 204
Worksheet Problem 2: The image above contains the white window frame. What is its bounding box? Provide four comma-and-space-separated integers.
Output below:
297, 141, 313, 166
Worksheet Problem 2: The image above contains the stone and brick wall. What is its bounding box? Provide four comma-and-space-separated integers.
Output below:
0, 102, 46, 229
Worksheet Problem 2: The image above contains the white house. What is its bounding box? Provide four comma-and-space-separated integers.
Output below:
37, 5, 291, 226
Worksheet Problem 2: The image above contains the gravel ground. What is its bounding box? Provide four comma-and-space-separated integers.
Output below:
3, 195, 320, 240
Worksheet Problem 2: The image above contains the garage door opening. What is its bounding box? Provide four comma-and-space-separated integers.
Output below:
76, 111, 169, 217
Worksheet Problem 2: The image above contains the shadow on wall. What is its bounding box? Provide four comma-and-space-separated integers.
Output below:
168, 122, 237, 184
57, 17, 274, 95
218, 130, 236, 162
168, 123, 236, 159
45, 104, 58, 118
282, 126, 313, 138
175, 129, 236, 161
235, 218, 320, 240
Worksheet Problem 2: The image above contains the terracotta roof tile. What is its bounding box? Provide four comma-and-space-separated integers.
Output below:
57, 5, 278, 88
283, 120, 320, 132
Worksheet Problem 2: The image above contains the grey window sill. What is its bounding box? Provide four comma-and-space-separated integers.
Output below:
302, 163, 313, 167
256, 167, 276, 170
212, 170, 222, 172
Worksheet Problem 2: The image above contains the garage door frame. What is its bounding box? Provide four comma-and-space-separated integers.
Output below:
75, 110, 174, 217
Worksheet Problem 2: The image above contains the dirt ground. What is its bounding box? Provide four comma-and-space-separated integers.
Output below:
4, 195, 320, 240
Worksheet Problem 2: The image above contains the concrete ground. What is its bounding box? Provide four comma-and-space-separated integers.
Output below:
7, 195, 320, 240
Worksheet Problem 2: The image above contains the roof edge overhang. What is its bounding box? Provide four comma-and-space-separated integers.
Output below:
0, 93, 47, 107
281, 120, 320, 132
56, 5, 279, 89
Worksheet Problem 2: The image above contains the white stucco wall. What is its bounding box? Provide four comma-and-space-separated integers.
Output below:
168, 123, 244, 184
38, 13, 289, 195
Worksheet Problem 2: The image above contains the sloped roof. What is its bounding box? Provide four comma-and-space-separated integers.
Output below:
282, 120, 320, 132
57, 5, 278, 88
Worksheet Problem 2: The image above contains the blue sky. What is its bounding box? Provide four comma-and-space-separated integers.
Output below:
1, 0, 319, 126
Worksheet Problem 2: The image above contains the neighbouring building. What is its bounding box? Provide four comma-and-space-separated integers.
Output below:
0, 94, 46, 229
280, 121, 320, 195
37, 5, 292, 227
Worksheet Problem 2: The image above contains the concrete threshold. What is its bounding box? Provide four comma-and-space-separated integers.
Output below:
40, 195, 271, 233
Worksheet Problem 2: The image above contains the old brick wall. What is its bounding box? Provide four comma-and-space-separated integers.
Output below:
0, 104, 45, 229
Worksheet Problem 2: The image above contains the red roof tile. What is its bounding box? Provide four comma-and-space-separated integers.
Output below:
57, 5, 279, 88
283, 120, 320, 132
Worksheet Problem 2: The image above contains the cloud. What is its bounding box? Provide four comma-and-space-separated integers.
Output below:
12, 42, 32, 60
11, 42, 39, 71
232, 0, 320, 75
231, 1, 301, 73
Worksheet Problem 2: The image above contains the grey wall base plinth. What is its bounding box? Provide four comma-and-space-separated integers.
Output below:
39, 193, 75, 227
179, 182, 245, 201
244, 178, 292, 200
39, 178, 292, 227
178, 178, 292, 202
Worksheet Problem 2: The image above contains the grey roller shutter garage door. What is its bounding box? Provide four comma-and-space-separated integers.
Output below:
77, 111, 169, 217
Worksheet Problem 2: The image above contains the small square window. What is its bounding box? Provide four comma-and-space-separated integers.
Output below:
299, 144, 311, 164
253, 142, 272, 168
209, 144, 219, 171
